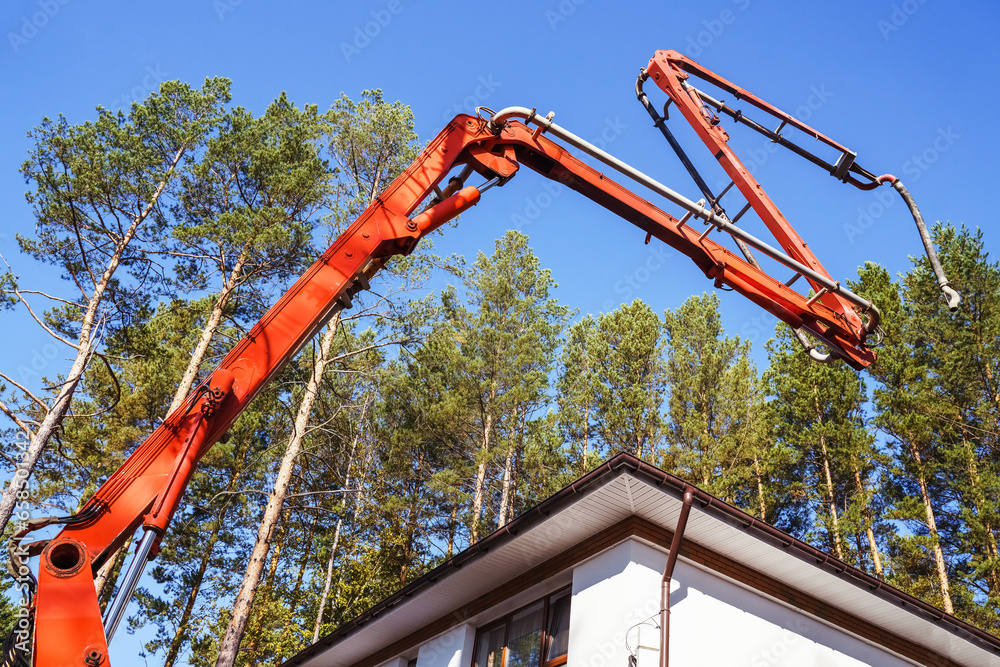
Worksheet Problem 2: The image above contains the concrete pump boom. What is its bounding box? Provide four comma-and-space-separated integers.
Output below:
9, 50, 956, 667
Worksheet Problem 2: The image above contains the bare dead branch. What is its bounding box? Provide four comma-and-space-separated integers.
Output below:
0, 371, 49, 416
11, 290, 85, 309
0, 397, 34, 441
12, 289, 83, 351
327, 338, 417, 365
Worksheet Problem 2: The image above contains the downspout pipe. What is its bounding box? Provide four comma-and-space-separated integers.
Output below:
661, 487, 694, 667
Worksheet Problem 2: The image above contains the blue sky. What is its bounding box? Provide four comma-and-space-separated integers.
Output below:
2, 0, 998, 371
2, 0, 999, 662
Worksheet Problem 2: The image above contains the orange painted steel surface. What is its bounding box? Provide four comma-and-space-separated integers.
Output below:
30, 71, 882, 664
643, 49, 867, 341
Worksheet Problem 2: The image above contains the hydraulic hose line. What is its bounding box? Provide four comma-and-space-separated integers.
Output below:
879, 175, 961, 312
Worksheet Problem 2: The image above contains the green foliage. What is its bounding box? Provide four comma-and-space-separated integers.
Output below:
765, 323, 882, 560
588, 300, 667, 460
17, 78, 231, 327
0, 271, 17, 311
556, 316, 598, 473
663, 293, 769, 508
324, 89, 420, 221
170, 92, 328, 295
855, 224, 1000, 631
442, 230, 570, 536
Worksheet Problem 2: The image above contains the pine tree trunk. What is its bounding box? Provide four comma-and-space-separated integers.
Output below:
812, 392, 844, 560
399, 450, 423, 584
312, 516, 343, 643
214, 316, 339, 667
976, 361, 1000, 590
851, 462, 884, 578
471, 459, 487, 544
909, 442, 954, 614
985, 527, 1000, 597
95, 535, 133, 610
264, 522, 285, 593
446, 503, 457, 558
163, 522, 224, 667
288, 515, 318, 611
497, 444, 514, 529
753, 454, 767, 520
93, 555, 117, 607
313, 430, 363, 643
470, 411, 493, 544
961, 436, 1000, 595
167, 243, 251, 416
509, 442, 522, 525
818, 433, 845, 561
400, 505, 416, 584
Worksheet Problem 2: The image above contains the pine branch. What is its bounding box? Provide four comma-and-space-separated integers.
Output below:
0, 397, 34, 440
10, 289, 85, 309
0, 371, 50, 416
11, 288, 82, 351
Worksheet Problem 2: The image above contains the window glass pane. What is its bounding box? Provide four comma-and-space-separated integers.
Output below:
475, 625, 506, 667
545, 593, 571, 662
506, 602, 544, 667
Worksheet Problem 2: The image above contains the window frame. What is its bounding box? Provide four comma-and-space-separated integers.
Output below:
471, 586, 571, 667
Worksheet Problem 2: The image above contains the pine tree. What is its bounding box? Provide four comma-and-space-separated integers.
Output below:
588, 300, 667, 460
765, 324, 883, 573
854, 258, 956, 613
164, 93, 328, 415
0, 79, 231, 536
662, 292, 769, 509
855, 224, 1000, 628
443, 230, 568, 542
556, 316, 598, 474
214, 90, 425, 667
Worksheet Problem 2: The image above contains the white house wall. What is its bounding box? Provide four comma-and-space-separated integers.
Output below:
568, 539, 917, 667
415, 624, 476, 667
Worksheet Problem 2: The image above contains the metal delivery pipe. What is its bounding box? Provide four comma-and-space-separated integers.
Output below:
487, 106, 881, 336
